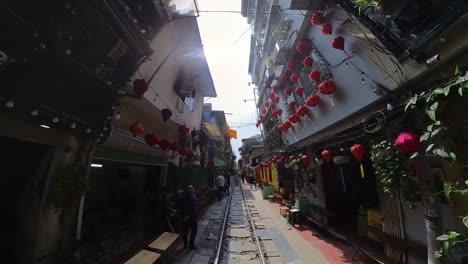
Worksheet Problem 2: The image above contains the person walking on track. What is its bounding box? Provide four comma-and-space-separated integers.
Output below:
216, 173, 225, 201
181, 185, 198, 250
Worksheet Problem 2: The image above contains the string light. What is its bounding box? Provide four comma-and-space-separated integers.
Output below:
31, 109, 38, 116
70, 123, 76, 128
65, 49, 71, 55
86, 128, 91, 134
52, 117, 59, 123
5, 100, 14, 108
115, 112, 121, 120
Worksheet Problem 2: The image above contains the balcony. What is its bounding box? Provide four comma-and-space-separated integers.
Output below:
338, 0, 468, 61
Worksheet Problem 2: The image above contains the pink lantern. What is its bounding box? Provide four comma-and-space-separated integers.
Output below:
395, 132, 421, 153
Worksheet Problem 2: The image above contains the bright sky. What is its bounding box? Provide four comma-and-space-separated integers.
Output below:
196, 0, 260, 159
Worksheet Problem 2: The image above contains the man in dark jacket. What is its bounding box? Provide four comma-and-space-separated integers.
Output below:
181, 185, 198, 250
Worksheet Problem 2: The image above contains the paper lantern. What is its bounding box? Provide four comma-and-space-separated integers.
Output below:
280, 156, 286, 162
318, 80, 337, 106
296, 106, 309, 117
288, 101, 297, 109
295, 87, 304, 97
311, 13, 322, 25
288, 114, 300, 124
161, 108, 172, 122
286, 60, 295, 71
296, 41, 309, 54
289, 155, 296, 161
261, 108, 267, 114
276, 109, 283, 116
272, 85, 280, 93
169, 142, 181, 151
322, 150, 333, 162
272, 111, 278, 118
133, 79, 149, 99
306, 95, 321, 118
350, 144, 366, 178
284, 87, 292, 96
278, 123, 284, 132
332, 36, 345, 50
273, 96, 280, 103
144, 133, 160, 146
129, 121, 144, 137
270, 101, 276, 108
265, 101, 270, 107
282, 121, 293, 130
309, 70, 321, 82
269, 92, 275, 100
395, 132, 421, 153
321, 23, 333, 35
178, 124, 188, 135
290, 74, 300, 83
301, 155, 310, 165
303, 57, 313, 68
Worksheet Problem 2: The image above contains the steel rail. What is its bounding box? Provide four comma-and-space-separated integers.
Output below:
213, 183, 234, 264
239, 184, 266, 264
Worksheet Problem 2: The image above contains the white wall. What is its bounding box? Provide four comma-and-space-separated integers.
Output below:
137, 17, 209, 131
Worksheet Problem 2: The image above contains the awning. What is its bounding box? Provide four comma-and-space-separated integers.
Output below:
201, 122, 223, 142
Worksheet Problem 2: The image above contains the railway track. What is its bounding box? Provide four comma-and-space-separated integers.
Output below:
212, 182, 267, 264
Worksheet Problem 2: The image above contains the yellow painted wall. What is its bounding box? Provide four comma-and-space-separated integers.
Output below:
270, 165, 278, 188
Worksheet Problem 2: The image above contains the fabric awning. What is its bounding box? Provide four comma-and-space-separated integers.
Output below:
201, 122, 223, 142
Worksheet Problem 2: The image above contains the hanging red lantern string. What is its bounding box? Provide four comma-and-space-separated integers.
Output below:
129, 121, 144, 137
296, 105, 309, 117
286, 60, 296, 71
306, 95, 320, 118
265, 101, 270, 107
296, 40, 309, 54
309, 70, 321, 82
288, 101, 297, 109
321, 149, 333, 163
289, 155, 296, 161
295, 87, 304, 97
269, 92, 276, 100
310, 13, 322, 25
284, 87, 292, 96
272, 111, 278, 118
282, 121, 293, 130
261, 108, 267, 114
273, 85, 280, 93
303, 57, 313, 68
276, 108, 283, 116
290, 73, 300, 83
321, 23, 333, 35
301, 155, 310, 166
277, 123, 284, 132
318, 80, 337, 107
350, 144, 366, 178
273, 96, 280, 103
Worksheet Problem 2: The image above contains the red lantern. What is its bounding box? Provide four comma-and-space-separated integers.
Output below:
288, 101, 297, 109
280, 156, 286, 162
272, 85, 280, 93
133, 79, 149, 99
272, 155, 278, 161
284, 87, 292, 96
270, 101, 276, 108
276, 109, 283, 116
158, 139, 170, 150
290, 74, 300, 83
296, 41, 309, 54
296, 106, 309, 117
306, 95, 320, 107
301, 155, 310, 165
295, 87, 304, 97
311, 13, 322, 25
283, 121, 293, 130
332, 36, 345, 50
261, 108, 267, 114
144, 133, 160, 147
321, 23, 333, 35
286, 60, 295, 71
288, 114, 300, 124
318, 80, 337, 106
278, 123, 284, 132
169, 142, 181, 151
269, 92, 275, 100
281, 72, 290, 82
395, 132, 421, 153
273, 96, 280, 103
265, 101, 270, 107
309, 70, 321, 82
303, 57, 313, 68
272, 111, 278, 118
289, 155, 295, 161
351, 144, 366, 178
129, 121, 144, 137
321, 149, 333, 162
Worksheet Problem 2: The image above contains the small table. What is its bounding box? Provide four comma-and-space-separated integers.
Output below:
288, 208, 300, 225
